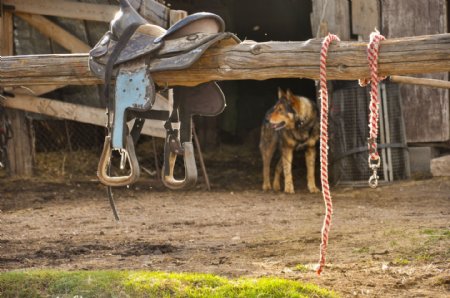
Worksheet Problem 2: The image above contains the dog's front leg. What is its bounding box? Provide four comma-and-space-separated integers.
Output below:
261, 150, 274, 191
280, 146, 295, 194
305, 145, 319, 193
273, 158, 282, 191
260, 126, 277, 191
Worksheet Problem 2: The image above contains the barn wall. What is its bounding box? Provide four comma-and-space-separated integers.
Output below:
381, 0, 449, 144
310, 0, 351, 39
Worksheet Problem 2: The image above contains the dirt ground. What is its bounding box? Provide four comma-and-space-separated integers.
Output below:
0, 149, 449, 297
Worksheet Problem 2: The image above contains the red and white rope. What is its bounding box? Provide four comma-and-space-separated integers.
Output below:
364, 30, 386, 162
317, 33, 340, 275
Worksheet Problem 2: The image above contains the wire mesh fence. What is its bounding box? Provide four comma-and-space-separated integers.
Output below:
30, 118, 167, 181
329, 81, 410, 186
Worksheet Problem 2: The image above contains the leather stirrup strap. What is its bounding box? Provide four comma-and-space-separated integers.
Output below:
161, 88, 198, 189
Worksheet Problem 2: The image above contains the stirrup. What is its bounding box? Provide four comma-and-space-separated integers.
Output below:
162, 141, 197, 190
97, 134, 140, 187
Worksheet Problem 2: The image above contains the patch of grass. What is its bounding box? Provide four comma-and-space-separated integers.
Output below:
353, 247, 370, 254
414, 253, 433, 262
0, 270, 338, 298
293, 264, 309, 273
389, 240, 398, 247
392, 258, 410, 266
421, 228, 450, 239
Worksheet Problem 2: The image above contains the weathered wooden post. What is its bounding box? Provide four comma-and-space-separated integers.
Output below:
1, 9, 34, 176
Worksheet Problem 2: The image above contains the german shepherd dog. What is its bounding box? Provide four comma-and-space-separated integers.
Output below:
259, 88, 320, 194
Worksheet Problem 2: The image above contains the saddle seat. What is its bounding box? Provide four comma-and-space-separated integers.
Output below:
89, 5, 234, 78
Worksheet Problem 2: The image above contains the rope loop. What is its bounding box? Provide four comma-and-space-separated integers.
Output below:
317, 33, 340, 276
365, 30, 386, 187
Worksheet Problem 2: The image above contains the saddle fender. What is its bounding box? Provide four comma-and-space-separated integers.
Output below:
161, 82, 225, 190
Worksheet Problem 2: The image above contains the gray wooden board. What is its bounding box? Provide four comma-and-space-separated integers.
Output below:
381, 0, 449, 143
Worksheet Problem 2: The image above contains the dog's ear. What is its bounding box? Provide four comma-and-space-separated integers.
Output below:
286, 89, 297, 104
278, 87, 286, 100
286, 89, 294, 98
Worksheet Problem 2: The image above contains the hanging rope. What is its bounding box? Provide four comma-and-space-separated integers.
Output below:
359, 30, 386, 188
317, 33, 340, 276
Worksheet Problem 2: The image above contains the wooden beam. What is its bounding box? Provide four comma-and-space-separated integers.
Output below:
16, 13, 91, 53
390, 75, 450, 89
3, 0, 117, 22
6, 85, 66, 96
2, 94, 167, 138
1, 33, 450, 87
0, 9, 14, 54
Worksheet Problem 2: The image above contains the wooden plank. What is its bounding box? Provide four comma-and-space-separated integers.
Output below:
0, 9, 14, 54
16, 13, 91, 53
1, 11, 34, 176
140, 0, 170, 28
382, 0, 449, 143
169, 10, 187, 26
351, 0, 380, 38
390, 75, 450, 89
311, 0, 351, 39
3, 0, 117, 22
2, 94, 168, 138
6, 85, 66, 96
1, 33, 450, 87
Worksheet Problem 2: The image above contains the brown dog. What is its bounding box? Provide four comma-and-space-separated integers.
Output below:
259, 88, 320, 194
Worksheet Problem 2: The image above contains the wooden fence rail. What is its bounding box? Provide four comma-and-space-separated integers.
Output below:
1, 33, 450, 88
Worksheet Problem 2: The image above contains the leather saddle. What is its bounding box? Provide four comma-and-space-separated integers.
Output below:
89, 0, 239, 189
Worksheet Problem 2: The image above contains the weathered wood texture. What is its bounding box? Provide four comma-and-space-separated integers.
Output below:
382, 0, 449, 143
139, 0, 170, 28
2, 0, 117, 22
2, 94, 168, 138
16, 12, 91, 53
3, 0, 169, 27
390, 75, 450, 90
311, 0, 351, 39
351, 0, 380, 39
1, 11, 34, 176
1, 34, 450, 87
0, 8, 14, 54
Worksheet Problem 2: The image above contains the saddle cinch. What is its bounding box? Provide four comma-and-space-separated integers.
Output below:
89, 0, 239, 189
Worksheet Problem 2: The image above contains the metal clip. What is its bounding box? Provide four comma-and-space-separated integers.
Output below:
368, 155, 380, 188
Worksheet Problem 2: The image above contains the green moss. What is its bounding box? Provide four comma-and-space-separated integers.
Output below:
0, 270, 339, 298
